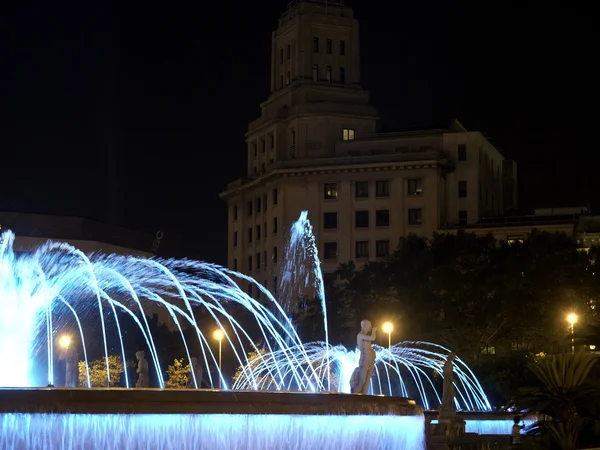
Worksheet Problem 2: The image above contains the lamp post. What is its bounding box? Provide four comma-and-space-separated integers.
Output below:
382, 322, 394, 350
213, 329, 224, 388
567, 313, 577, 355
58, 335, 72, 387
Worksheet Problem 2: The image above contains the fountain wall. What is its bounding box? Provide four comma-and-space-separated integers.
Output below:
0, 389, 426, 450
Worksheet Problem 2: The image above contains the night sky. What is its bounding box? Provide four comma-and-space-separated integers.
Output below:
1, 1, 596, 263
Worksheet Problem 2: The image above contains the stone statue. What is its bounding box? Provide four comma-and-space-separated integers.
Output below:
350, 319, 377, 394
439, 353, 457, 419
135, 350, 149, 388
187, 357, 204, 388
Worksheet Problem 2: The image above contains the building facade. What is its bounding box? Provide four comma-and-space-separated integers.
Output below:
220, 0, 516, 285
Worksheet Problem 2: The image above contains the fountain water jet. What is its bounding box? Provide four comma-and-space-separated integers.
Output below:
0, 210, 492, 449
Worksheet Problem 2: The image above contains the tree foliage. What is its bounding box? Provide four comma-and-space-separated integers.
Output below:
78, 355, 126, 387
330, 230, 599, 356
165, 358, 191, 388
515, 352, 600, 449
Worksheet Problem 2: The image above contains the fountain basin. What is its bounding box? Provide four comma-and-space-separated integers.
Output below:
0, 389, 425, 449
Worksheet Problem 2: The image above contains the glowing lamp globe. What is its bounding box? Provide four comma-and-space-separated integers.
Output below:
382, 322, 394, 334
213, 329, 224, 341
58, 335, 71, 349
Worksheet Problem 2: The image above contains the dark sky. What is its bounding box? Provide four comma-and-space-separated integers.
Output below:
0, 1, 597, 263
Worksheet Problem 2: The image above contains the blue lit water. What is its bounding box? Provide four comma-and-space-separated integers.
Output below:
464, 419, 536, 435
0, 413, 425, 450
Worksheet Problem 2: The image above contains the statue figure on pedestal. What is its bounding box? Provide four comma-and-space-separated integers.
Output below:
135, 350, 149, 388
350, 320, 377, 394
439, 353, 457, 420
187, 357, 204, 388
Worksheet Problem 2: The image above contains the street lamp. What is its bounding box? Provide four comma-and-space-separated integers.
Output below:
58, 335, 71, 349
382, 322, 394, 350
213, 329, 224, 388
567, 313, 577, 354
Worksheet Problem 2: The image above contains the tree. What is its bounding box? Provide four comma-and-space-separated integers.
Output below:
515, 352, 600, 449
330, 230, 600, 360
78, 355, 126, 387
165, 358, 191, 388
232, 348, 275, 389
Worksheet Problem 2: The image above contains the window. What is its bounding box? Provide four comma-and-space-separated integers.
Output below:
355, 181, 368, 199
458, 210, 467, 225
279, 48, 283, 63
256, 225, 261, 240
261, 163, 266, 172
263, 194, 267, 209
264, 250, 267, 267
290, 128, 296, 145
253, 142, 257, 157
376, 210, 390, 227
264, 222, 267, 238
273, 246, 278, 263
324, 242, 338, 260
355, 211, 369, 228
273, 189, 278, 205
261, 139, 266, 153
481, 345, 495, 355
273, 217, 278, 234
247, 201, 252, 215
233, 231, 238, 246
458, 181, 467, 198
247, 227, 252, 243
233, 258, 237, 271
248, 283, 253, 297
269, 133, 274, 149
255, 197, 261, 213
233, 205, 238, 220
280, 75, 283, 89
458, 144, 467, 161
340, 40, 346, 56
408, 208, 422, 225
312, 64, 319, 82
376, 240, 390, 258
286, 71, 291, 85
343, 128, 355, 141
256, 253, 261, 270
326, 38, 332, 54
248, 255, 253, 271
339, 67, 345, 84
356, 241, 369, 259
511, 340, 528, 351
324, 183, 338, 200
407, 179, 422, 196
323, 212, 338, 229
376, 180, 390, 197
313, 37, 319, 52
273, 276, 278, 295
286, 44, 291, 59
507, 235, 524, 245
326, 66, 332, 82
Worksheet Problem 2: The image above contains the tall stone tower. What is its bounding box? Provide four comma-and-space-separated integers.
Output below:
245, 0, 378, 177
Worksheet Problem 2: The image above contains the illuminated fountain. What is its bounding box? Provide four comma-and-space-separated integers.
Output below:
0, 211, 490, 448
